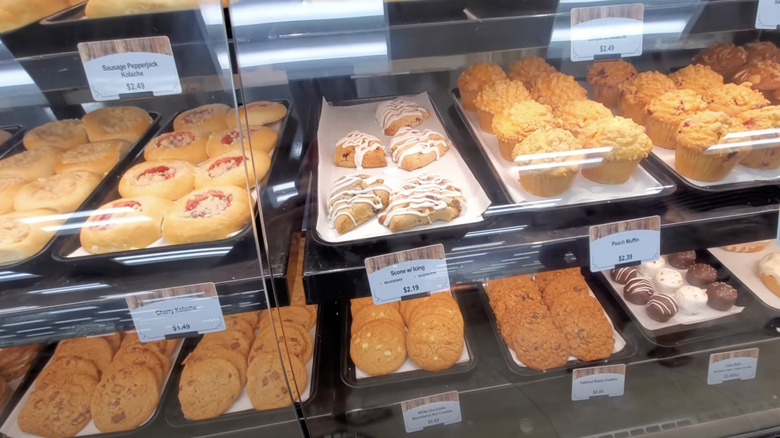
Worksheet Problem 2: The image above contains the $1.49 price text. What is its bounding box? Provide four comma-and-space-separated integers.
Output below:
171, 322, 191, 332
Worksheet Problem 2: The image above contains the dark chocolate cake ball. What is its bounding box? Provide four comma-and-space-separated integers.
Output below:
623, 278, 654, 305
666, 251, 696, 269
686, 263, 718, 288
706, 282, 738, 311
610, 266, 638, 285
646, 294, 678, 322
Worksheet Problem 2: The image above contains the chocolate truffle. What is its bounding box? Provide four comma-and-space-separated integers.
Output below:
646, 294, 678, 323
675, 285, 708, 315
706, 282, 738, 311
666, 251, 696, 269
686, 263, 718, 287
623, 278, 654, 305
610, 266, 638, 285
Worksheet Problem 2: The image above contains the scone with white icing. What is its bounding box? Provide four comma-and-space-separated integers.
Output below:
375, 99, 430, 136
333, 131, 387, 170
390, 128, 450, 172
327, 174, 391, 235
378, 174, 465, 232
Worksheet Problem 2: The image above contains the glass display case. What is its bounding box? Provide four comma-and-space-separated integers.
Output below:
2, 0, 780, 437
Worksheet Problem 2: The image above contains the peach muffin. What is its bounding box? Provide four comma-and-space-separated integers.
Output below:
578, 116, 652, 184
586, 60, 638, 108
618, 71, 676, 124
474, 79, 531, 133
458, 62, 507, 110
530, 72, 588, 110
645, 89, 708, 149
508, 56, 557, 89
707, 83, 769, 116
675, 111, 748, 182
668, 65, 724, 97
492, 101, 561, 161
555, 100, 613, 136
734, 106, 780, 169
512, 128, 584, 197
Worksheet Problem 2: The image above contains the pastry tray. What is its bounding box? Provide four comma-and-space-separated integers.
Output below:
594, 250, 765, 347
0, 338, 185, 438
164, 307, 320, 426
311, 92, 492, 245
478, 278, 637, 378
0, 112, 161, 278
50, 103, 290, 274
709, 242, 780, 312
451, 89, 677, 212
649, 145, 780, 193
340, 289, 478, 388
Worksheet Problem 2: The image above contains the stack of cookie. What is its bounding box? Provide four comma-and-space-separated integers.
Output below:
349, 293, 465, 375
485, 269, 614, 371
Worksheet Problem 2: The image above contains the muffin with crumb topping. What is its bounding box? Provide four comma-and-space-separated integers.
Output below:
668, 65, 724, 97
692, 44, 748, 78
512, 128, 583, 197
618, 71, 676, 124
474, 80, 531, 133
492, 101, 561, 161
578, 116, 652, 184
675, 111, 748, 181
586, 60, 637, 109
734, 106, 780, 169
530, 72, 588, 110
733, 60, 780, 103
645, 89, 708, 149
458, 62, 507, 111
555, 100, 613, 136
707, 83, 769, 116
508, 56, 557, 89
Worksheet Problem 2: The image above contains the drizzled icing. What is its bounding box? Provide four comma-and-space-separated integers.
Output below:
390, 128, 451, 166
335, 131, 385, 170
379, 174, 464, 227
327, 174, 390, 229
375, 99, 429, 131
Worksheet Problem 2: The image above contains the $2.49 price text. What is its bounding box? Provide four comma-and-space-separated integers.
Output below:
126, 82, 145, 92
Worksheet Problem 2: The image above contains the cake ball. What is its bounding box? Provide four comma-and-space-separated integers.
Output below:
623, 278, 654, 305
666, 251, 696, 269
675, 285, 708, 315
610, 266, 638, 285
654, 268, 683, 295
638, 258, 666, 277
646, 294, 678, 322
706, 282, 738, 311
686, 263, 718, 288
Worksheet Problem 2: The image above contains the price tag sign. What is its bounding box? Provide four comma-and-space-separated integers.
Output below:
756, 0, 780, 29
126, 282, 225, 342
708, 348, 759, 385
570, 4, 644, 62
365, 244, 451, 305
78, 36, 182, 101
572, 364, 626, 401
401, 391, 462, 433
589, 216, 661, 272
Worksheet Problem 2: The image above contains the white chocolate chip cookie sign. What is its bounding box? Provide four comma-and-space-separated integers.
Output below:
401, 391, 461, 433
570, 4, 644, 62
365, 244, 451, 305
126, 282, 225, 342
78, 36, 182, 101
589, 216, 661, 272
708, 348, 759, 385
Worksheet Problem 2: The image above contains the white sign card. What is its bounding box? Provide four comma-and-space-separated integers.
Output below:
365, 244, 451, 305
708, 348, 759, 385
756, 0, 780, 29
126, 282, 225, 342
589, 216, 661, 272
572, 364, 627, 401
78, 36, 182, 101
401, 391, 462, 433
570, 4, 644, 62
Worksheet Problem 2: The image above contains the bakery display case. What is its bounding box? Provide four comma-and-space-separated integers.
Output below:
2, 0, 780, 438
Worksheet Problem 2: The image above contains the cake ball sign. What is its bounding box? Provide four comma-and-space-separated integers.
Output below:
589, 216, 661, 272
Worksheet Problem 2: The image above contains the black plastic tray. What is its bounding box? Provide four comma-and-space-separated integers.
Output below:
593, 250, 767, 348
340, 288, 478, 388
164, 307, 321, 426
450, 88, 678, 214
477, 276, 638, 377
0, 112, 161, 279
50, 103, 290, 275
386, 0, 467, 24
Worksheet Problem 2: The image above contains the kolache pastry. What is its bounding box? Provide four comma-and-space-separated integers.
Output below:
578, 116, 652, 184
0, 177, 28, 214
14, 171, 101, 213
474, 79, 531, 133
512, 128, 583, 197
0, 148, 60, 180
675, 285, 708, 315
530, 72, 588, 109
675, 111, 748, 182
508, 56, 557, 89
707, 282, 738, 311
54, 139, 131, 175
23, 119, 88, 150
692, 43, 748, 78
144, 130, 208, 164
389, 128, 451, 171
734, 106, 780, 170
327, 174, 390, 234
668, 64, 724, 97
207, 126, 278, 157
686, 263, 718, 288
653, 268, 683, 295
174, 103, 232, 133
375, 99, 430, 136
617, 71, 676, 124
83, 106, 152, 143
119, 159, 195, 200
378, 174, 465, 232
759, 251, 780, 296
0, 209, 61, 264
79, 196, 173, 254
225, 101, 287, 129
0, 0, 70, 33
492, 101, 561, 161
646, 294, 678, 322
194, 150, 270, 189
644, 89, 708, 149
162, 185, 251, 244
587, 59, 638, 108
333, 131, 387, 170
458, 62, 507, 110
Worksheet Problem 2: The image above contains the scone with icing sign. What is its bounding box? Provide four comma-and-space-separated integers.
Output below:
378, 174, 465, 232
327, 174, 391, 235
375, 99, 430, 136
389, 128, 451, 171
333, 131, 387, 170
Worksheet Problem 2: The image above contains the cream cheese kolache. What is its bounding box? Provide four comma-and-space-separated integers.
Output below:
327, 174, 391, 235
375, 98, 430, 136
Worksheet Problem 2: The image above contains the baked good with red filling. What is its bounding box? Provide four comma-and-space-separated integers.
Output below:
162, 185, 251, 244
143, 130, 208, 164
206, 127, 278, 157
194, 150, 271, 189
118, 159, 195, 200
80, 196, 173, 254
174, 104, 231, 133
